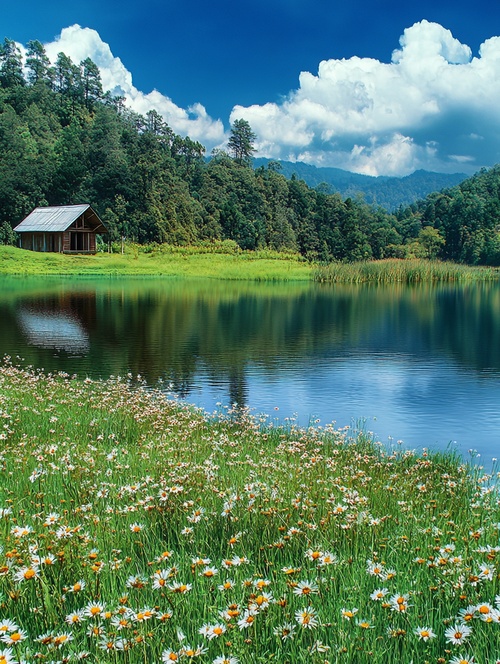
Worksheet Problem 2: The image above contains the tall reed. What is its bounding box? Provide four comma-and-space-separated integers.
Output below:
313, 259, 500, 283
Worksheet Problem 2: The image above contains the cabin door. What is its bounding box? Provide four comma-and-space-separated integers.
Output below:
70, 232, 90, 251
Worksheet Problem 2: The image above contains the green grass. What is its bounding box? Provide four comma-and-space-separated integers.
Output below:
0, 245, 312, 281
313, 258, 500, 283
0, 361, 498, 663
3, 246, 500, 285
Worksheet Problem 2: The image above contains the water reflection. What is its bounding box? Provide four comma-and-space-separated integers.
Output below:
17, 308, 90, 354
1, 277, 500, 462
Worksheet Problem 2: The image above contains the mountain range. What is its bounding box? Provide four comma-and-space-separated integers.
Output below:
252, 158, 467, 211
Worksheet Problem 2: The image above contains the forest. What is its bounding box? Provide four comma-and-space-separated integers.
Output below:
252, 158, 467, 211
1, 37, 500, 265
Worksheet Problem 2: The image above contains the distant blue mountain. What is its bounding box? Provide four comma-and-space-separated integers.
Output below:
252, 158, 467, 211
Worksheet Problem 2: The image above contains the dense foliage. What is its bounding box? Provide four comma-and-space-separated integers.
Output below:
395, 167, 500, 265
1, 38, 500, 264
253, 159, 467, 211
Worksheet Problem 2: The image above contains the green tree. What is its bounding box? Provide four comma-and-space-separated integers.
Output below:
0, 38, 25, 89
25, 40, 52, 86
267, 203, 296, 251
342, 199, 373, 262
80, 57, 103, 110
53, 52, 80, 94
227, 118, 256, 166
418, 225, 445, 259
0, 220, 16, 245
50, 119, 88, 204
53, 52, 83, 122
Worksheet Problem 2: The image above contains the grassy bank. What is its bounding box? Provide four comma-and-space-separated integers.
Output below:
313, 258, 500, 283
3, 246, 500, 284
0, 245, 312, 281
0, 362, 498, 663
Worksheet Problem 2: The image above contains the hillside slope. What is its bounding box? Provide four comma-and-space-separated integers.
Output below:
253, 158, 467, 210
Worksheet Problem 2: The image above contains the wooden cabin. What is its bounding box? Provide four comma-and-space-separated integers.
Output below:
14, 205, 107, 254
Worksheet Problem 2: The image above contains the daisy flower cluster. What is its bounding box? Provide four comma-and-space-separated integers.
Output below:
0, 361, 498, 663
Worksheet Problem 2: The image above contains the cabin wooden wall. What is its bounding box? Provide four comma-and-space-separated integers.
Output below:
20, 232, 63, 252
62, 232, 70, 253
20, 232, 97, 253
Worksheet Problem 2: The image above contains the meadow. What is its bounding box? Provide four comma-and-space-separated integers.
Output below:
0, 245, 311, 281
2, 245, 500, 284
0, 360, 499, 663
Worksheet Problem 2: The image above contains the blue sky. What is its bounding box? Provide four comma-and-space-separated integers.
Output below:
3, 0, 500, 176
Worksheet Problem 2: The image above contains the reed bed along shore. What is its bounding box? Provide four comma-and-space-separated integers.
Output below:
0, 360, 499, 664
313, 259, 500, 284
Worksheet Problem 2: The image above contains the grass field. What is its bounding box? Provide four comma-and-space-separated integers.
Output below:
0, 245, 312, 281
0, 361, 498, 663
2, 246, 500, 284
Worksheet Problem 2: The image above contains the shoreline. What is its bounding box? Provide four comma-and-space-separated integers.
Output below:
0, 362, 498, 663
2, 245, 499, 282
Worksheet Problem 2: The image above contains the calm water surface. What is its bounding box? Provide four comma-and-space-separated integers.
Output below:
1, 277, 499, 465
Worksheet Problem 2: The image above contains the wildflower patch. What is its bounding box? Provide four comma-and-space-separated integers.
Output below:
0, 360, 498, 663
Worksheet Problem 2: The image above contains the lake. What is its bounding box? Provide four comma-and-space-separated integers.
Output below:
1, 276, 499, 466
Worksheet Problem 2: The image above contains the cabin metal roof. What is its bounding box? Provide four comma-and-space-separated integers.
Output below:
14, 205, 102, 233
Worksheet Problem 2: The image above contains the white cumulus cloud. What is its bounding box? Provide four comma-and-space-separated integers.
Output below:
230, 20, 500, 175
17, 21, 500, 175
39, 25, 225, 149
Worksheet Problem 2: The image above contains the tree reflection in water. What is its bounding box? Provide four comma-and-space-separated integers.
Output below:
1, 277, 500, 460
